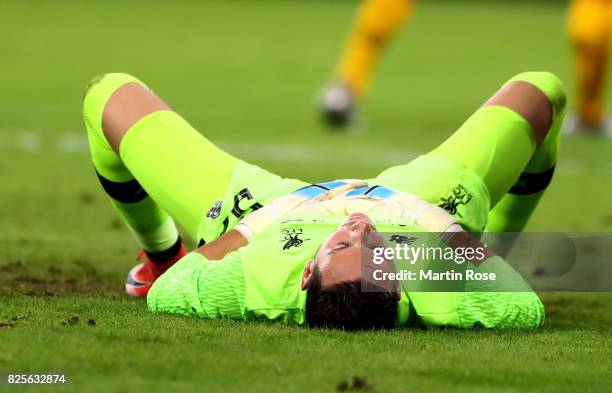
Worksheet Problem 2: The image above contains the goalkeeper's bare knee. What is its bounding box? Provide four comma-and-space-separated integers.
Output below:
83, 73, 170, 153
484, 71, 566, 146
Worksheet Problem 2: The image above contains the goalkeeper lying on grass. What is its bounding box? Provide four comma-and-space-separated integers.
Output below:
83, 71, 564, 330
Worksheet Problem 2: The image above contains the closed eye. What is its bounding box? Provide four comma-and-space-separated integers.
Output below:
332, 242, 351, 253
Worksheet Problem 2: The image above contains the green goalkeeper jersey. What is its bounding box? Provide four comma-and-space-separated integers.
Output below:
147, 183, 544, 329
147, 209, 415, 324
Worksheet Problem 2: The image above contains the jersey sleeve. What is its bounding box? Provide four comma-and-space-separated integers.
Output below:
147, 251, 246, 319
457, 256, 544, 329
407, 256, 545, 329
456, 291, 544, 329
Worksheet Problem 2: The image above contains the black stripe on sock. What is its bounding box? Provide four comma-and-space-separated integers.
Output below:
509, 166, 555, 195
96, 172, 149, 203
144, 237, 182, 265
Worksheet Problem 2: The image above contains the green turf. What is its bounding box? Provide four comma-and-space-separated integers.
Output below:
1, 0, 612, 392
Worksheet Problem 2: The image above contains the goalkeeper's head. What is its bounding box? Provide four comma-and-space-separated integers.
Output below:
301, 213, 400, 331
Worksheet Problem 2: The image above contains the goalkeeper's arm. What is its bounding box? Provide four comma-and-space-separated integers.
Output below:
147, 230, 249, 318
196, 229, 248, 260
443, 231, 545, 329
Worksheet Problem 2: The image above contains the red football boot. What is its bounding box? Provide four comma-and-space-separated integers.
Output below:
125, 243, 188, 298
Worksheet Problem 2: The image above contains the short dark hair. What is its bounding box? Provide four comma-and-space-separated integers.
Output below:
305, 265, 398, 331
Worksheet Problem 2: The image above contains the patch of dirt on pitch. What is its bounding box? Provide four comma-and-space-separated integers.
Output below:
109, 218, 123, 231
62, 315, 80, 326
0, 260, 122, 296
336, 376, 375, 392
59, 315, 98, 327
0, 260, 25, 273
542, 293, 612, 330
79, 191, 96, 205
0, 315, 28, 329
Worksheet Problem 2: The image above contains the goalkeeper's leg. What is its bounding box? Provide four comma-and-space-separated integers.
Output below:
83, 73, 305, 296
375, 73, 563, 328
83, 73, 238, 296
408, 73, 563, 328
428, 72, 566, 231
482, 73, 565, 233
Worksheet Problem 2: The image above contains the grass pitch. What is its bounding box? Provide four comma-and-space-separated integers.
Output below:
1, 1, 612, 392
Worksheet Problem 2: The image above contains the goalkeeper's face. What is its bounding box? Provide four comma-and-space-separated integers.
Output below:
301, 213, 399, 294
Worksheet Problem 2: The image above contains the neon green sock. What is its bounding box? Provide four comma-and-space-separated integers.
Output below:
83, 73, 179, 253
485, 72, 566, 233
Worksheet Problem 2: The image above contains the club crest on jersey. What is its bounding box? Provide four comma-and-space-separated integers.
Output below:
280, 228, 309, 250
206, 200, 223, 219
438, 185, 472, 217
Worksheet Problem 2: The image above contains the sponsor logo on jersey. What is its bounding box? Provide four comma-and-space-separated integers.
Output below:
280, 228, 309, 250
438, 184, 472, 217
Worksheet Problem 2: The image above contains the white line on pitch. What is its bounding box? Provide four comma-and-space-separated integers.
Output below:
1, 130, 611, 176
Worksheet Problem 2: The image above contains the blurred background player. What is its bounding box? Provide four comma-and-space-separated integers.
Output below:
566, 0, 612, 135
319, 0, 415, 127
